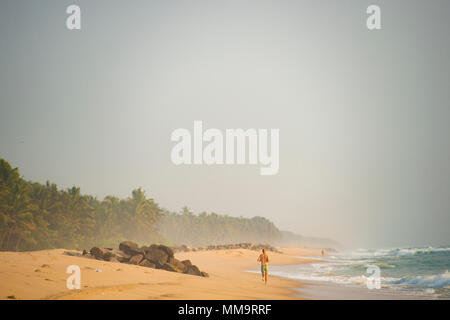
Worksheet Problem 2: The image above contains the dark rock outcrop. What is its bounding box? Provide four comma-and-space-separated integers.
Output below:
128, 254, 144, 265
161, 262, 183, 273
119, 241, 144, 256
157, 244, 174, 258
90, 247, 109, 259
144, 247, 169, 268
168, 257, 187, 272
103, 249, 130, 262
185, 264, 202, 276
139, 259, 156, 268
84, 241, 208, 277
181, 260, 192, 268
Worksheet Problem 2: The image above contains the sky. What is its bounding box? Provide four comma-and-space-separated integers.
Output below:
1, 0, 449, 248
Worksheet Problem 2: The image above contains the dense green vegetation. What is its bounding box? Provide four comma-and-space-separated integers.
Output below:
0, 159, 282, 251
0, 159, 163, 251
158, 207, 282, 247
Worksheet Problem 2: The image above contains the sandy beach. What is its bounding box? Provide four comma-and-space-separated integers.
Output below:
0, 247, 320, 300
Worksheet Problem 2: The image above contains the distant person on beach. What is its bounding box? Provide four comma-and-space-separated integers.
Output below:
321, 249, 324, 256
257, 248, 269, 285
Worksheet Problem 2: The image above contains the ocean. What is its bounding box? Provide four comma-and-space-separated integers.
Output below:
267, 246, 450, 299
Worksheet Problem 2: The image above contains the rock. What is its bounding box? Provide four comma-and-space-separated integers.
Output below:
168, 257, 187, 272
181, 260, 192, 268
156, 245, 174, 258
116, 250, 131, 262
144, 248, 168, 268
102, 249, 130, 262
143, 244, 162, 253
84, 241, 213, 277
161, 262, 183, 273
108, 257, 120, 263
112, 249, 131, 262
90, 247, 109, 260
119, 241, 138, 251
64, 251, 82, 257
128, 254, 144, 265
139, 259, 156, 268
102, 251, 115, 261
185, 265, 202, 276
119, 241, 143, 256
145, 244, 160, 251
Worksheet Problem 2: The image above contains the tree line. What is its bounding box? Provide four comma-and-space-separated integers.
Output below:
0, 159, 282, 251
158, 207, 282, 247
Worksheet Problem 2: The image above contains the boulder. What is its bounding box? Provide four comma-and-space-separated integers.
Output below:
200, 271, 209, 278
146, 244, 160, 251
181, 260, 192, 268
64, 251, 82, 257
108, 257, 120, 263
103, 249, 130, 262
161, 262, 183, 273
168, 257, 187, 272
139, 259, 156, 268
185, 265, 202, 276
113, 249, 131, 262
143, 244, 163, 253
144, 248, 168, 267
156, 245, 174, 258
119, 241, 143, 256
128, 254, 144, 265
90, 247, 109, 260
102, 251, 115, 261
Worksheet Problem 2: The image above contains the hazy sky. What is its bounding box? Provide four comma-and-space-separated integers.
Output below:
1, 0, 449, 248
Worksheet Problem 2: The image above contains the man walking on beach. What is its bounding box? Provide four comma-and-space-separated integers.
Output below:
257, 248, 269, 285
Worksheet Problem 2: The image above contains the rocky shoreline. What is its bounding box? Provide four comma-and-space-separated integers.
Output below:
66, 241, 209, 277
171, 242, 281, 253
64, 242, 281, 278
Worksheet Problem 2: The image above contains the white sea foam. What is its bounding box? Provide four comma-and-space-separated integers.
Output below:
267, 268, 399, 287
349, 246, 450, 258
260, 245, 450, 298
388, 271, 450, 289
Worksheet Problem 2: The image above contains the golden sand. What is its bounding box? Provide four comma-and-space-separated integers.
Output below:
0, 247, 320, 300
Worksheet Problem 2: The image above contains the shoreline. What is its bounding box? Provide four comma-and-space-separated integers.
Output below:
269, 248, 444, 300
293, 280, 435, 300
0, 247, 318, 300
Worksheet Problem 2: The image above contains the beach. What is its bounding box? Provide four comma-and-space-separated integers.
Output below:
0, 247, 319, 300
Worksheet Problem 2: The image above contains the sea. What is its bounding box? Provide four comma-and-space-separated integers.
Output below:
266, 246, 450, 299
